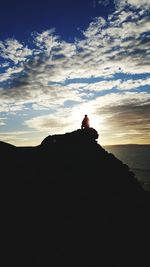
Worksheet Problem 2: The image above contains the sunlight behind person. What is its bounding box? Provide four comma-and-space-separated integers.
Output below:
73, 105, 103, 129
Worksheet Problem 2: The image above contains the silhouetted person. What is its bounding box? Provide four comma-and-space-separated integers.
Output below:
81, 115, 90, 129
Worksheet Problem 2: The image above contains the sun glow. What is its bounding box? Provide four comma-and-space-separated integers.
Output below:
71, 105, 103, 130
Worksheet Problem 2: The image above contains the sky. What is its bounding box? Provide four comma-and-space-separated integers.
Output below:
0, 0, 150, 146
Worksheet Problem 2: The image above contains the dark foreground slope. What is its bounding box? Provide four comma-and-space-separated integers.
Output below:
1, 128, 150, 266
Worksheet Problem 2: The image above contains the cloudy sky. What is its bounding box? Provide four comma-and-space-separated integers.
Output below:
0, 0, 150, 146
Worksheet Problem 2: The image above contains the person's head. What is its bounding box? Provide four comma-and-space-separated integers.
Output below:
85, 114, 87, 117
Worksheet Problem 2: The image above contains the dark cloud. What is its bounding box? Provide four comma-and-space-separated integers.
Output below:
96, 98, 150, 138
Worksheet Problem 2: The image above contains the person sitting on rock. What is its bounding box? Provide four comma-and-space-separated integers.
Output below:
81, 115, 90, 129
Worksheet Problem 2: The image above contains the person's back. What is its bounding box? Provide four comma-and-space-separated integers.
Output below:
81, 115, 90, 129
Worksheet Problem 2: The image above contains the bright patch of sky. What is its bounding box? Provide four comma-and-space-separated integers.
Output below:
0, 0, 150, 145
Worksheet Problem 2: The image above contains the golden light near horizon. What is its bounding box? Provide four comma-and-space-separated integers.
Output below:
70, 104, 104, 131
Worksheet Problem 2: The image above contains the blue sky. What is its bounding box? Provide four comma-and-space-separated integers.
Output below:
0, 0, 150, 145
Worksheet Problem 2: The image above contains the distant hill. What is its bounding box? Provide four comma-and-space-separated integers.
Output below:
0, 140, 16, 149
1, 128, 150, 266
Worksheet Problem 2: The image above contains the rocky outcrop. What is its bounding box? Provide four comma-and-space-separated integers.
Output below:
41, 127, 99, 147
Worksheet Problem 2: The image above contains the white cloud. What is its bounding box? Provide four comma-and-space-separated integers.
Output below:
115, 0, 150, 9
0, 118, 6, 125
0, 62, 9, 68
83, 17, 106, 38
0, 8, 149, 88
0, 5, 150, 145
83, 80, 122, 91
0, 66, 24, 82
118, 77, 150, 90
0, 39, 32, 64
65, 77, 150, 92
0, 80, 82, 113
33, 29, 59, 57
24, 111, 75, 134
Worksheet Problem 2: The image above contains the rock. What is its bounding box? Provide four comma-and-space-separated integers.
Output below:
41, 127, 99, 147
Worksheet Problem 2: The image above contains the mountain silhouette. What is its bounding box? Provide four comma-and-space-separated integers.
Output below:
1, 128, 150, 266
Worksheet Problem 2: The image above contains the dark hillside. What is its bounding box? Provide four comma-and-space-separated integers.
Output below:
1, 128, 150, 266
